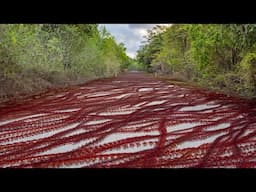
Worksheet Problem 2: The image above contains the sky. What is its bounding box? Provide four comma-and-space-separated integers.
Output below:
99, 24, 171, 58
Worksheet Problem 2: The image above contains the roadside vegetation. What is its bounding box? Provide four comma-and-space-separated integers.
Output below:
137, 24, 256, 98
0, 24, 131, 102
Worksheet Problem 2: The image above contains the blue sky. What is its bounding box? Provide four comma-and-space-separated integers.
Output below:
99, 24, 171, 58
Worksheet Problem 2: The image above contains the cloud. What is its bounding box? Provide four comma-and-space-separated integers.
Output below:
99, 24, 171, 58
128, 24, 156, 29
128, 24, 171, 30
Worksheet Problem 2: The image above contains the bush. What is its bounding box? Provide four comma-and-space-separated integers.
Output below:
0, 24, 131, 101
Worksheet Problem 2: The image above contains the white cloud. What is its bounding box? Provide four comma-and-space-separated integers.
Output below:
126, 51, 136, 58
99, 24, 172, 58
128, 24, 156, 29
133, 28, 148, 37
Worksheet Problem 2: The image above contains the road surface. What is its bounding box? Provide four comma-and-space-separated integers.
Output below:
0, 72, 256, 168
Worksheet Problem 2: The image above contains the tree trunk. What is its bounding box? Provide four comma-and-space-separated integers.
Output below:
231, 48, 237, 67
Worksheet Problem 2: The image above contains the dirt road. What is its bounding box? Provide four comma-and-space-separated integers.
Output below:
0, 72, 255, 168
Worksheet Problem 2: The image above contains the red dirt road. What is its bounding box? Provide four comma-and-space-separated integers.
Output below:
0, 72, 256, 168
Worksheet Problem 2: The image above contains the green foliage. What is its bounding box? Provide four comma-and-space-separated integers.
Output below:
238, 51, 256, 93
127, 59, 144, 71
136, 24, 256, 98
0, 24, 131, 82
137, 25, 167, 72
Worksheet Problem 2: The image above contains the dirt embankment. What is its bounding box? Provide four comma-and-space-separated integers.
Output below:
0, 69, 92, 104
153, 72, 256, 100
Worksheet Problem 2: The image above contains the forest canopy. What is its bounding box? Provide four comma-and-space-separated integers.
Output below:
136, 24, 256, 98
0, 24, 131, 100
